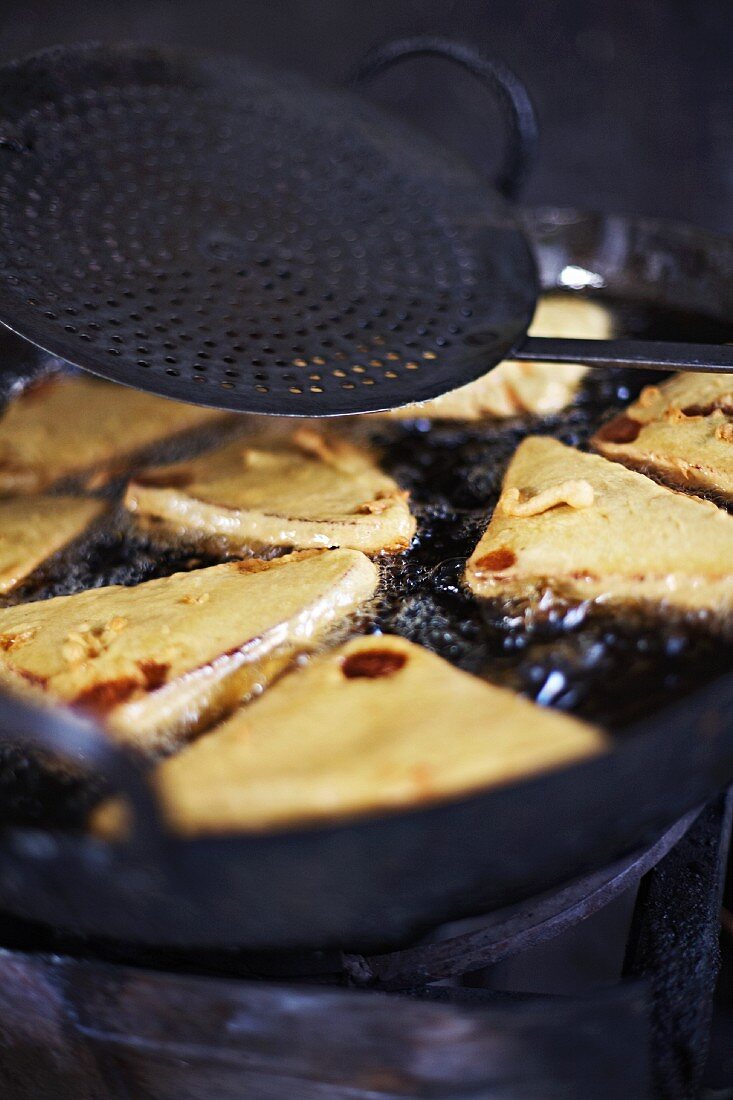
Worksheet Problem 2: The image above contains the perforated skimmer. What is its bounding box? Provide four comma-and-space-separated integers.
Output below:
0, 38, 731, 417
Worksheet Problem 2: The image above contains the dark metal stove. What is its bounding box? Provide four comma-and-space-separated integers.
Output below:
0, 791, 729, 1100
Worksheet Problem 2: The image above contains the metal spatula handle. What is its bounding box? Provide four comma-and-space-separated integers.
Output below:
514, 336, 733, 374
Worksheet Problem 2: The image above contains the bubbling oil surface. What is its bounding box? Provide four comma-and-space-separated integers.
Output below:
1, 294, 733, 827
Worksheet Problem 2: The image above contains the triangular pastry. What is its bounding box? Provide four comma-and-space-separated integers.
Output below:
593, 372, 733, 500
386, 295, 611, 420
466, 435, 733, 622
0, 549, 377, 753
94, 634, 604, 835
0, 496, 104, 594
0, 374, 227, 495
125, 427, 415, 555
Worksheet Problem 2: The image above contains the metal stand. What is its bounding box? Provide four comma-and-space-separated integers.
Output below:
625, 789, 733, 1100
0, 794, 730, 1098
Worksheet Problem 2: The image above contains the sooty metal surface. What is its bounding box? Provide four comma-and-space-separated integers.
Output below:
2, 799, 727, 1099
0, 41, 537, 415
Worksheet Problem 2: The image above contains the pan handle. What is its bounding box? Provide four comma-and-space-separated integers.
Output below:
349, 36, 538, 201
0, 691, 165, 851
512, 335, 733, 373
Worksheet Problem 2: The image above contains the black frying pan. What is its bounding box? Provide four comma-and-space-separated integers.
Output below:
0, 208, 730, 951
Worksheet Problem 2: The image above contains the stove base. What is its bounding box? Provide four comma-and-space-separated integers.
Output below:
0, 793, 729, 1099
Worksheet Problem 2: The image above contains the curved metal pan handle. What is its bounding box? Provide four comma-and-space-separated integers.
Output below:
0, 691, 165, 854
351, 40, 733, 375
349, 35, 538, 201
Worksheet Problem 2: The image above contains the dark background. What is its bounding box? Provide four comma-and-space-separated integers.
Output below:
0, 0, 730, 232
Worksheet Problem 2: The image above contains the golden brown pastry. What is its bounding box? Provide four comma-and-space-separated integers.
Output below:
0, 374, 227, 495
466, 435, 733, 623
125, 427, 415, 555
386, 295, 612, 420
592, 372, 733, 500
0, 496, 104, 594
94, 634, 604, 836
0, 549, 378, 753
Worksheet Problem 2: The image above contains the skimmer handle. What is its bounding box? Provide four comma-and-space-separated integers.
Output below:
513, 335, 733, 373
